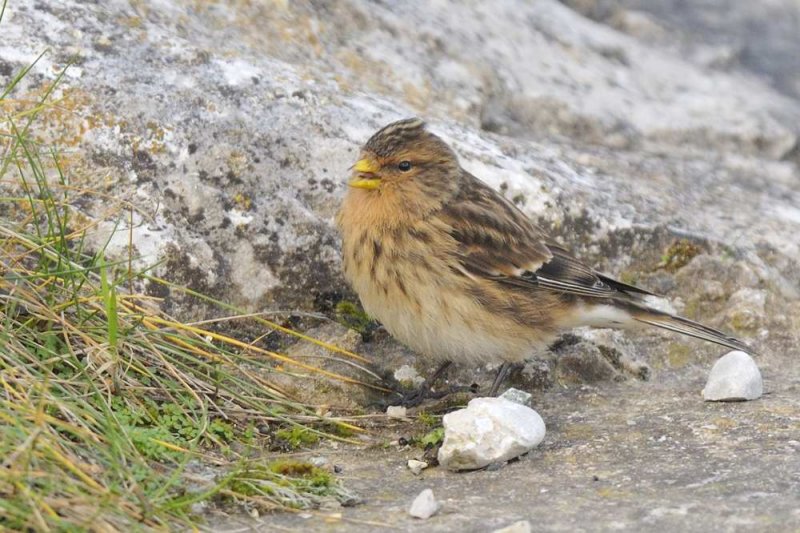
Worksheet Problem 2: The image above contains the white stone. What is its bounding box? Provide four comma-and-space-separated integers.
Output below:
499, 387, 532, 407
408, 488, 440, 519
309, 456, 328, 468
438, 397, 546, 471
407, 459, 429, 475
386, 406, 408, 418
394, 365, 425, 387
703, 350, 763, 401
492, 520, 533, 533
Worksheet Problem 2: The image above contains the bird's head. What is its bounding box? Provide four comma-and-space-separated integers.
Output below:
349, 118, 461, 200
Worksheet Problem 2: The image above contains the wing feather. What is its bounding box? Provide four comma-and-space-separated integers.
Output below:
442, 172, 653, 301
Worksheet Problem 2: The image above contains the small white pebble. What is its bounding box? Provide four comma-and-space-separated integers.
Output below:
407, 459, 429, 475
438, 397, 546, 471
499, 387, 532, 407
309, 456, 328, 468
408, 488, 440, 519
386, 405, 408, 418
394, 364, 425, 387
703, 350, 763, 402
492, 520, 532, 533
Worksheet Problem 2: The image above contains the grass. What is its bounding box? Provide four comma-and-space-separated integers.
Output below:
0, 9, 382, 530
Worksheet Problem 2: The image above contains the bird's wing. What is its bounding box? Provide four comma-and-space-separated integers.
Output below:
441, 173, 653, 300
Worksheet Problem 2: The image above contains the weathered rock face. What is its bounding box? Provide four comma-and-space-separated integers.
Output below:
3, 0, 799, 327
561, 0, 800, 102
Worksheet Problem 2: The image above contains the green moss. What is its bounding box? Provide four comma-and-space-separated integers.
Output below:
228, 460, 334, 496
323, 420, 355, 438
269, 460, 335, 487
416, 411, 438, 428
334, 300, 375, 338
719, 245, 736, 260
223, 460, 352, 510
729, 311, 757, 333
417, 427, 444, 448
658, 239, 703, 272
274, 426, 320, 449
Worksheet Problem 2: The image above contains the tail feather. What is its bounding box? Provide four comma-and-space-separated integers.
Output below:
629, 308, 753, 354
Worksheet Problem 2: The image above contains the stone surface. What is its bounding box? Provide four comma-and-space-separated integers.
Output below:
553, 335, 621, 384
408, 488, 440, 519
275, 322, 385, 409
386, 406, 408, 419
407, 459, 429, 476
724, 288, 768, 333
499, 387, 533, 407
309, 456, 329, 468
243, 369, 800, 532
563, 0, 800, 101
394, 365, 425, 388
438, 398, 546, 471
703, 350, 763, 401
492, 520, 533, 533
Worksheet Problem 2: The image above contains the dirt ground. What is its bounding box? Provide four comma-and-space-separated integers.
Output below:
208, 346, 800, 532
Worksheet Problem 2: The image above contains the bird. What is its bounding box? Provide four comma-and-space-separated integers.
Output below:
336, 117, 750, 406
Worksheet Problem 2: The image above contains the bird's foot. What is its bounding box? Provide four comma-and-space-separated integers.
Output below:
488, 362, 524, 396
391, 382, 478, 408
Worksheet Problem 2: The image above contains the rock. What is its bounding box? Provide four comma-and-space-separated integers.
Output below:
408, 488, 440, 519
438, 397, 546, 471
499, 387, 532, 407
272, 322, 380, 409
725, 288, 768, 333
703, 351, 763, 402
608, 9, 668, 41
552, 336, 620, 384
512, 359, 555, 392
407, 459, 428, 475
309, 456, 329, 468
394, 365, 425, 388
386, 406, 408, 419
578, 329, 651, 380
492, 520, 533, 533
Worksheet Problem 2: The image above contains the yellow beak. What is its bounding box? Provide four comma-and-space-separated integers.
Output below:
349, 158, 382, 190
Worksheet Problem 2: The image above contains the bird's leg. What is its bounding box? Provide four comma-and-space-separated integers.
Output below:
394, 360, 453, 408
488, 362, 523, 396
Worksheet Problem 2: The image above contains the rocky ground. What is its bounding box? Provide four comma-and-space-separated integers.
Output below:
218, 368, 800, 532
2, 0, 799, 531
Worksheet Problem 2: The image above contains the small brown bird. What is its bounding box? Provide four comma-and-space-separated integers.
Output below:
337, 118, 749, 405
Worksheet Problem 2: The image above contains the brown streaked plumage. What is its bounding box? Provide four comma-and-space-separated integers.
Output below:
337, 118, 750, 398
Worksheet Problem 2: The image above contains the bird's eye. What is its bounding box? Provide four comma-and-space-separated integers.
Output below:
398, 161, 412, 172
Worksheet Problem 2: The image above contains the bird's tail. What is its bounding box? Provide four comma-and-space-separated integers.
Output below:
623, 301, 753, 354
